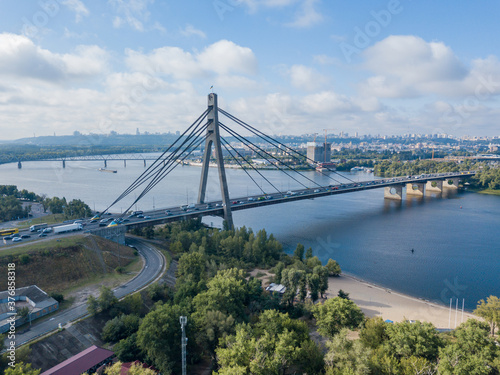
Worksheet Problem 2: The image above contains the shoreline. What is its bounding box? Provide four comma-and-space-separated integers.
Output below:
326, 273, 479, 329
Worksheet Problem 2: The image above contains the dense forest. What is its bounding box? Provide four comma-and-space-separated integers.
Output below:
76, 221, 500, 374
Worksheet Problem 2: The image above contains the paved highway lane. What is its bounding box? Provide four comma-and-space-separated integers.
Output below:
3, 236, 165, 349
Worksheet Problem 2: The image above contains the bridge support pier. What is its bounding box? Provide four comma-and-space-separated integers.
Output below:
124, 160, 126, 167
144, 160, 146, 167
104, 160, 107, 168
443, 177, 459, 189
90, 226, 126, 245
425, 180, 442, 194
17, 161, 22, 169
384, 185, 403, 200
198, 93, 233, 229
406, 182, 425, 196
62, 160, 66, 168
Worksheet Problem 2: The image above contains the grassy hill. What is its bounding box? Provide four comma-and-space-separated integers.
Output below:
0, 235, 139, 294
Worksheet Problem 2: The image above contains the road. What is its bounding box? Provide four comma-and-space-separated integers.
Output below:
3, 236, 165, 348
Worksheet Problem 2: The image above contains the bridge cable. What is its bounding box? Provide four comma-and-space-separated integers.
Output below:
220, 122, 319, 190
103, 110, 208, 212
219, 108, 355, 184
119, 126, 209, 215
221, 136, 281, 195
220, 108, 351, 184
220, 137, 276, 196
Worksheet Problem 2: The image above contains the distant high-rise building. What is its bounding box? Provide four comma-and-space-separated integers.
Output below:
136, 128, 140, 135
307, 142, 331, 163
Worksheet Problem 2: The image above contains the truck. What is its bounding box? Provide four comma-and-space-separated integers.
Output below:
53, 223, 83, 234
30, 223, 48, 232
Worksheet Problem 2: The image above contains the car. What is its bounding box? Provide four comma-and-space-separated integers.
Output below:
12, 233, 20, 238
205, 205, 211, 209
38, 233, 47, 237
128, 214, 136, 218
12, 237, 22, 242
105, 212, 112, 215
137, 214, 145, 218
314, 189, 320, 193
143, 216, 151, 219
165, 209, 171, 214
232, 201, 238, 204
90, 219, 98, 223
100, 218, 109, 223
21, 234, 31, 239
123, 218, 130, 222
215, 203, 222, 207
248, 197, 255, 201
4, 236, 13, 240
99, 222, 107, 227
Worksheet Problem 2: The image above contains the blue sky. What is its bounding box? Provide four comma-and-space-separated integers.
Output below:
0, 0, 499, 140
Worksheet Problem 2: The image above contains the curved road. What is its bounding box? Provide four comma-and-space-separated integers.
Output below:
4, 236, 165, 348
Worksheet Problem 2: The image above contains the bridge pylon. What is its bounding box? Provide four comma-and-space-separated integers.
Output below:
197, 93, 233, 229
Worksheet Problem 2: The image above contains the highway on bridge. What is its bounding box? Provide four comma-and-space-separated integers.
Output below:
3, 237, 165, 349
0, 171, 475, 248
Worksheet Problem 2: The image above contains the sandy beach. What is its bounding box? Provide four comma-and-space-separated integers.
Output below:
326, 274, 478, 329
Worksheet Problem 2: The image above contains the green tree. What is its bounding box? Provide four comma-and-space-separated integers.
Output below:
195, 310, 235, 361
176, 251, 206, 283
305, 247, 313, 259
104, 361, 157, 375
63, 199, 92, 218
438, 319, 498, 375
293, 243, 305, 261
324, 329, 371, 375
137, 303, 191, 374
114, 333, 142, 363
384, 320, 443, 361
326, 258, 341, 276
338, 289, 350, 300
193, 268, 249, 321
313, 297, 364, 338
307, 273, 321, 302
101, 314, 140, 343
4, 362, 40, 375
87, 295, 99, 315
474, 295, 500, 336
359, 317, 388, 349
98, 286, 118, 312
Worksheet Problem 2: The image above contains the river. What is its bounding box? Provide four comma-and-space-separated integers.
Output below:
1, 157, 499, 310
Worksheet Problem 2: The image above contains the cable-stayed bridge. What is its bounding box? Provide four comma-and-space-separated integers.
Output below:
90, 93, 475, 243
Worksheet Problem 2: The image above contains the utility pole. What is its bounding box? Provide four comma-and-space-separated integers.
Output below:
180, 316, 187, 375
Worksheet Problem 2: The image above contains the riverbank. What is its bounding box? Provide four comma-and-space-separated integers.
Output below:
326, 273, 479, 329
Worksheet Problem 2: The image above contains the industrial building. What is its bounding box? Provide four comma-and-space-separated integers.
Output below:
306, 142, 331, 163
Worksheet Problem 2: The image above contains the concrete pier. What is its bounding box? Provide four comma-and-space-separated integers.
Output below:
443, 177, 459, 189
384, 185, 403, 200
425, 180, 442, 193
406, 182, 425, 196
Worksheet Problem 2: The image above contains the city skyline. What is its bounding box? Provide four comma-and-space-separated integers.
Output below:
0, 1, 499, 140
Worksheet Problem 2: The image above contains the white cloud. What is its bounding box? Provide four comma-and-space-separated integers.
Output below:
197, 40, 257, 75
286, 0, 323, 28
61, 0, 90, 22
287, 65, 327, 91
313, 54, 340, 65
0, 33, 108, 82
180, 24, 206, 39
109, 0, 155, 32
360, 35, 500, 101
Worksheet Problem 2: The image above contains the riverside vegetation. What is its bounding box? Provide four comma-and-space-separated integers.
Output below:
45, 222, 500, 373
3, 219, 499, 374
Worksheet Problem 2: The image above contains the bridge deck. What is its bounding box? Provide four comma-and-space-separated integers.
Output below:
116, 171, 474, 230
